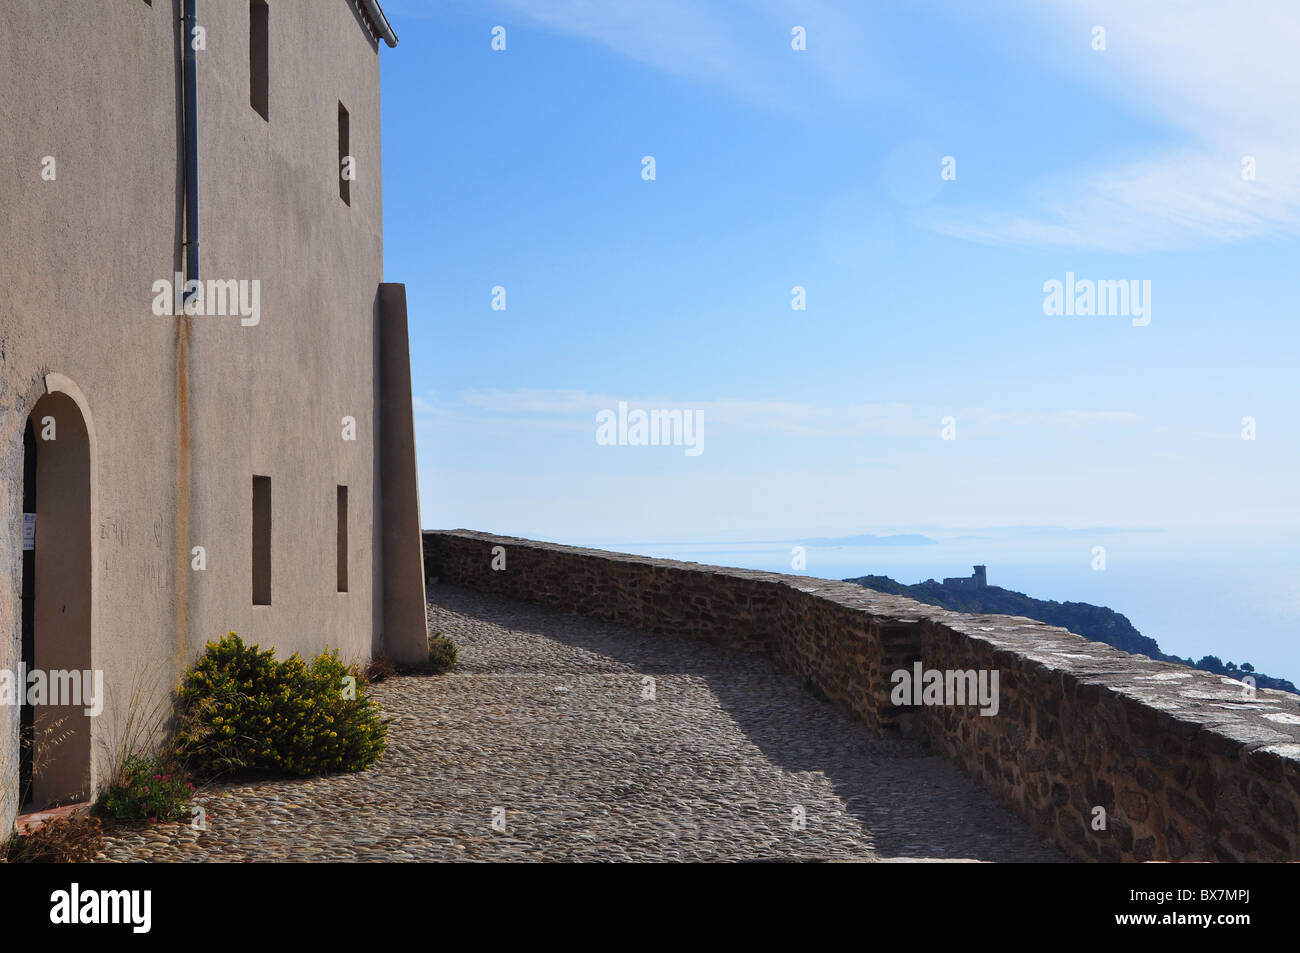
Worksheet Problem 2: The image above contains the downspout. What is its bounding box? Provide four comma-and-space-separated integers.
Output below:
176, 0, 198, 664
182, 0, 200, 303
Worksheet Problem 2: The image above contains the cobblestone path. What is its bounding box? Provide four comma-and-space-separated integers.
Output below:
96, 584, 1065, 862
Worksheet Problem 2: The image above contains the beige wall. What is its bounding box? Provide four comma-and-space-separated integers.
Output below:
378, 284, 427, 665
0, 0, 389, 824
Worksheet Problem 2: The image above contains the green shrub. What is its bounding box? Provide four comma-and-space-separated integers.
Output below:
175, 632, 388, 779
398, 633, 458, 675
426, 634, 458, 674
97, 753, 194, 822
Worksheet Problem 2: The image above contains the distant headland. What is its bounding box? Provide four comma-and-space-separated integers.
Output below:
845, 565, 1298, 696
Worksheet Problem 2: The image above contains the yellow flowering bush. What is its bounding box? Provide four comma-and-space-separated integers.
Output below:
176, 632, 388, 778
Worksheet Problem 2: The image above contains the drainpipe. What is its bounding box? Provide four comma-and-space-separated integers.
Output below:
182, 0, 200, 304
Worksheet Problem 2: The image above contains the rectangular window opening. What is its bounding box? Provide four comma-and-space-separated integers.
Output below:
250, 1, 269, 121
338, 102, 351, 205
336, 485, 348, 593
252, 475, 272, 605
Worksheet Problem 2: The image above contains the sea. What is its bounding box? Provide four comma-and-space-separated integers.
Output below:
577, 529, 1300, 687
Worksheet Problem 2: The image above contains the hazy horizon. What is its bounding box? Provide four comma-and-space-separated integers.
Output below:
573, 529, 1300, 687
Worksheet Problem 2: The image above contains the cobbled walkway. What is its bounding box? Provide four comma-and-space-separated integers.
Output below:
96, 584, 1065, 862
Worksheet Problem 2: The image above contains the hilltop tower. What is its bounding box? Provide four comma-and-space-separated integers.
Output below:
942, 565, 988, 589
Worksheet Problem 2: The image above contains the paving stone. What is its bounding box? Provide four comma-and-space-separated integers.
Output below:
96, 584, 1065, 862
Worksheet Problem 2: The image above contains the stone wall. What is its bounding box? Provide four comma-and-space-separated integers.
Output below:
424, 529, 1300, 862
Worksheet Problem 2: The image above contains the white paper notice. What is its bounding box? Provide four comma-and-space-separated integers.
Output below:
22, 513, 35, 551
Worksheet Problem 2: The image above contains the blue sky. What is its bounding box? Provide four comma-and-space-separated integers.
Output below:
375, 3, 1298, 587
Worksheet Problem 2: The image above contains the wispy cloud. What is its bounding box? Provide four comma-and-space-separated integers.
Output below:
958, 408, 1140, 432
928, 150, 1300, 252
450, 0, 1300, 252
417, 388, 1139, 440
468, 0, 912, 115
929, 0, 1300, 251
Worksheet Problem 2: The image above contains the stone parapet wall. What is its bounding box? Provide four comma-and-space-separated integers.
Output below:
424, 529, 1300, 861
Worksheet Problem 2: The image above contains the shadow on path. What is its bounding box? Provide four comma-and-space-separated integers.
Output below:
428, 582, 1067, 862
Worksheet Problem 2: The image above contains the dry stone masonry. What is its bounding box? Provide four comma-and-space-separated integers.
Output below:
424, 529, 1300, 862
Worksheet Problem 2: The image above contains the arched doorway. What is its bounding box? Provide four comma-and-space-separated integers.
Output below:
20, 389, 93, 809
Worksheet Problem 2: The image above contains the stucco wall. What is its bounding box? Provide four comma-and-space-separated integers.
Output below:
1, 0, 387, 826
424, 529, 1300, 862
377, 284, 428, 664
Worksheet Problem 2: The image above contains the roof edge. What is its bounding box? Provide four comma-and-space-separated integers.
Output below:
358, 0, 398, 48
